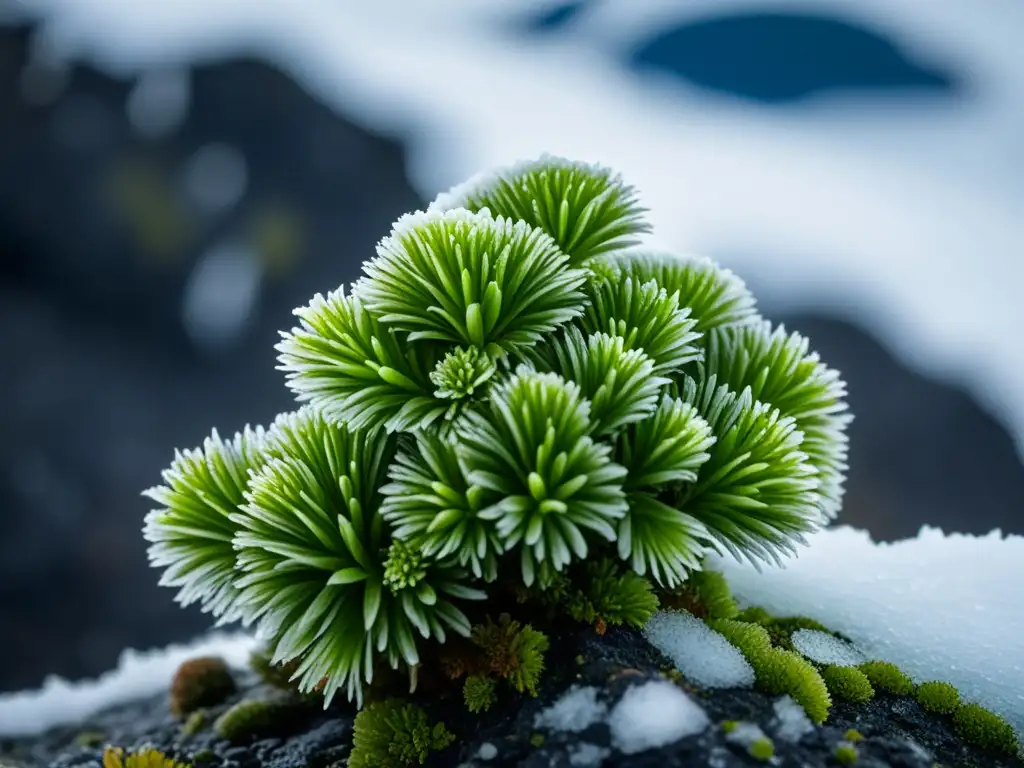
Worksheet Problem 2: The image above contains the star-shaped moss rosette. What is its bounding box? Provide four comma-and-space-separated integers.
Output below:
143, 155, 850, 706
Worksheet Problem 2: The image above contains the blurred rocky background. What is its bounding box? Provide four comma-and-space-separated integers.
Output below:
1, 11, 1022, 693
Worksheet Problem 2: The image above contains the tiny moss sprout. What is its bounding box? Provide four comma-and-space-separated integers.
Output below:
834, 742, 859, 766
748, 736, 775, 761
143, 157, 853, 750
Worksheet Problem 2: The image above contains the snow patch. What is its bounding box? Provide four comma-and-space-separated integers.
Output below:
791, 629, 866, 667
569, 743, 610, 767
608, 679, 710, 755
534, 685, 607, 734
0, 632, 257, 737
709, 525, 1024, 739
771, 696, 815, 743
642, 610, 756, 688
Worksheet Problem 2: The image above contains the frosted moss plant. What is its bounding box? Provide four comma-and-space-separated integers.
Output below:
143, 155, 850, 708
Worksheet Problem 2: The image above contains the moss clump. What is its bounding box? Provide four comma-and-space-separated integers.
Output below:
169, 657, 236, 717
916, 681, 960, 715
819, 665, 874, 704
529, 733, 545, 748
659, 570, 738, 621
213, 698, 305, 742
180, 710, 206, 737
102, 747, 189, 768
952, 702, 1019, 756
349, 700, 455, 768
748, 736, 774, 761
74, 732, 105, 748
463, 675, 497, 713
471, 614, 549, 697
721, 720, 739, 733
522, 558, 659, 633
710, 619, 831, 724
857, 660, 915, 696
844, 729, 864, 743
834, 743, 858, 765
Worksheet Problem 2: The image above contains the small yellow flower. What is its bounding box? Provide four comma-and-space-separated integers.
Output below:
102, 746, 190, 768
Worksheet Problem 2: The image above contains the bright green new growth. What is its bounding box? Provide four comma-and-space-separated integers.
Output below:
953, 703, 1019, 756
709, 619, 831, 724
143, 155, 851, 706
857, 660, 916, 696
349, 699, 455, 768
463, 674, 497, 713
916, 680, 960, 715
819, 665, 875, 704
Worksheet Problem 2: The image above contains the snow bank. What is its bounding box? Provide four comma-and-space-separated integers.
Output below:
5, 0, 1024, 455
709, 525, 1024, 738
0, 632, 257, 737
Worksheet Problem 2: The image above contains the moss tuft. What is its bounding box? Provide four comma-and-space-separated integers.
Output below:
843, 729, 864, 743
952, 702, 1019, 756
349, 699, 455, 768
180, 710, 206, 737
74, 732, 105, 748
169, 657, 235, 717
471, 614, 549, 697
819, 665, 874, 704
463, 675, 497, 713
709, 618, 830, 724
213, 698, 305, 742
834, 743, 859, 766
857, 661, 915, 697
748, 736, 774, 761
529, 733, 545, 748
916, 681, 960, 715
660, 570, 738, 620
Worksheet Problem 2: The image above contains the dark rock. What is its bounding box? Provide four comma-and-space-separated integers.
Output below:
0, 19, 420, 692
769, 311, 1024, 541
3, 626, 1018, 768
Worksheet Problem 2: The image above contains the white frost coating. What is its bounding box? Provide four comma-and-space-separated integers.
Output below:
771, 696, 815, 743
0, 632, 257, 737
791, 629, 866, 667
534, 685, 607, 734
384, 206, 491, 243
608, 680, 710, 754
642, 610, 755, 688
708, 525, 1024, 739
429, 153, 631, 212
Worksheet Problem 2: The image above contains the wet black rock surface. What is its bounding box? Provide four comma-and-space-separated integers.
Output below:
1, 17, 1022, 698
1, 627, 1019, 768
